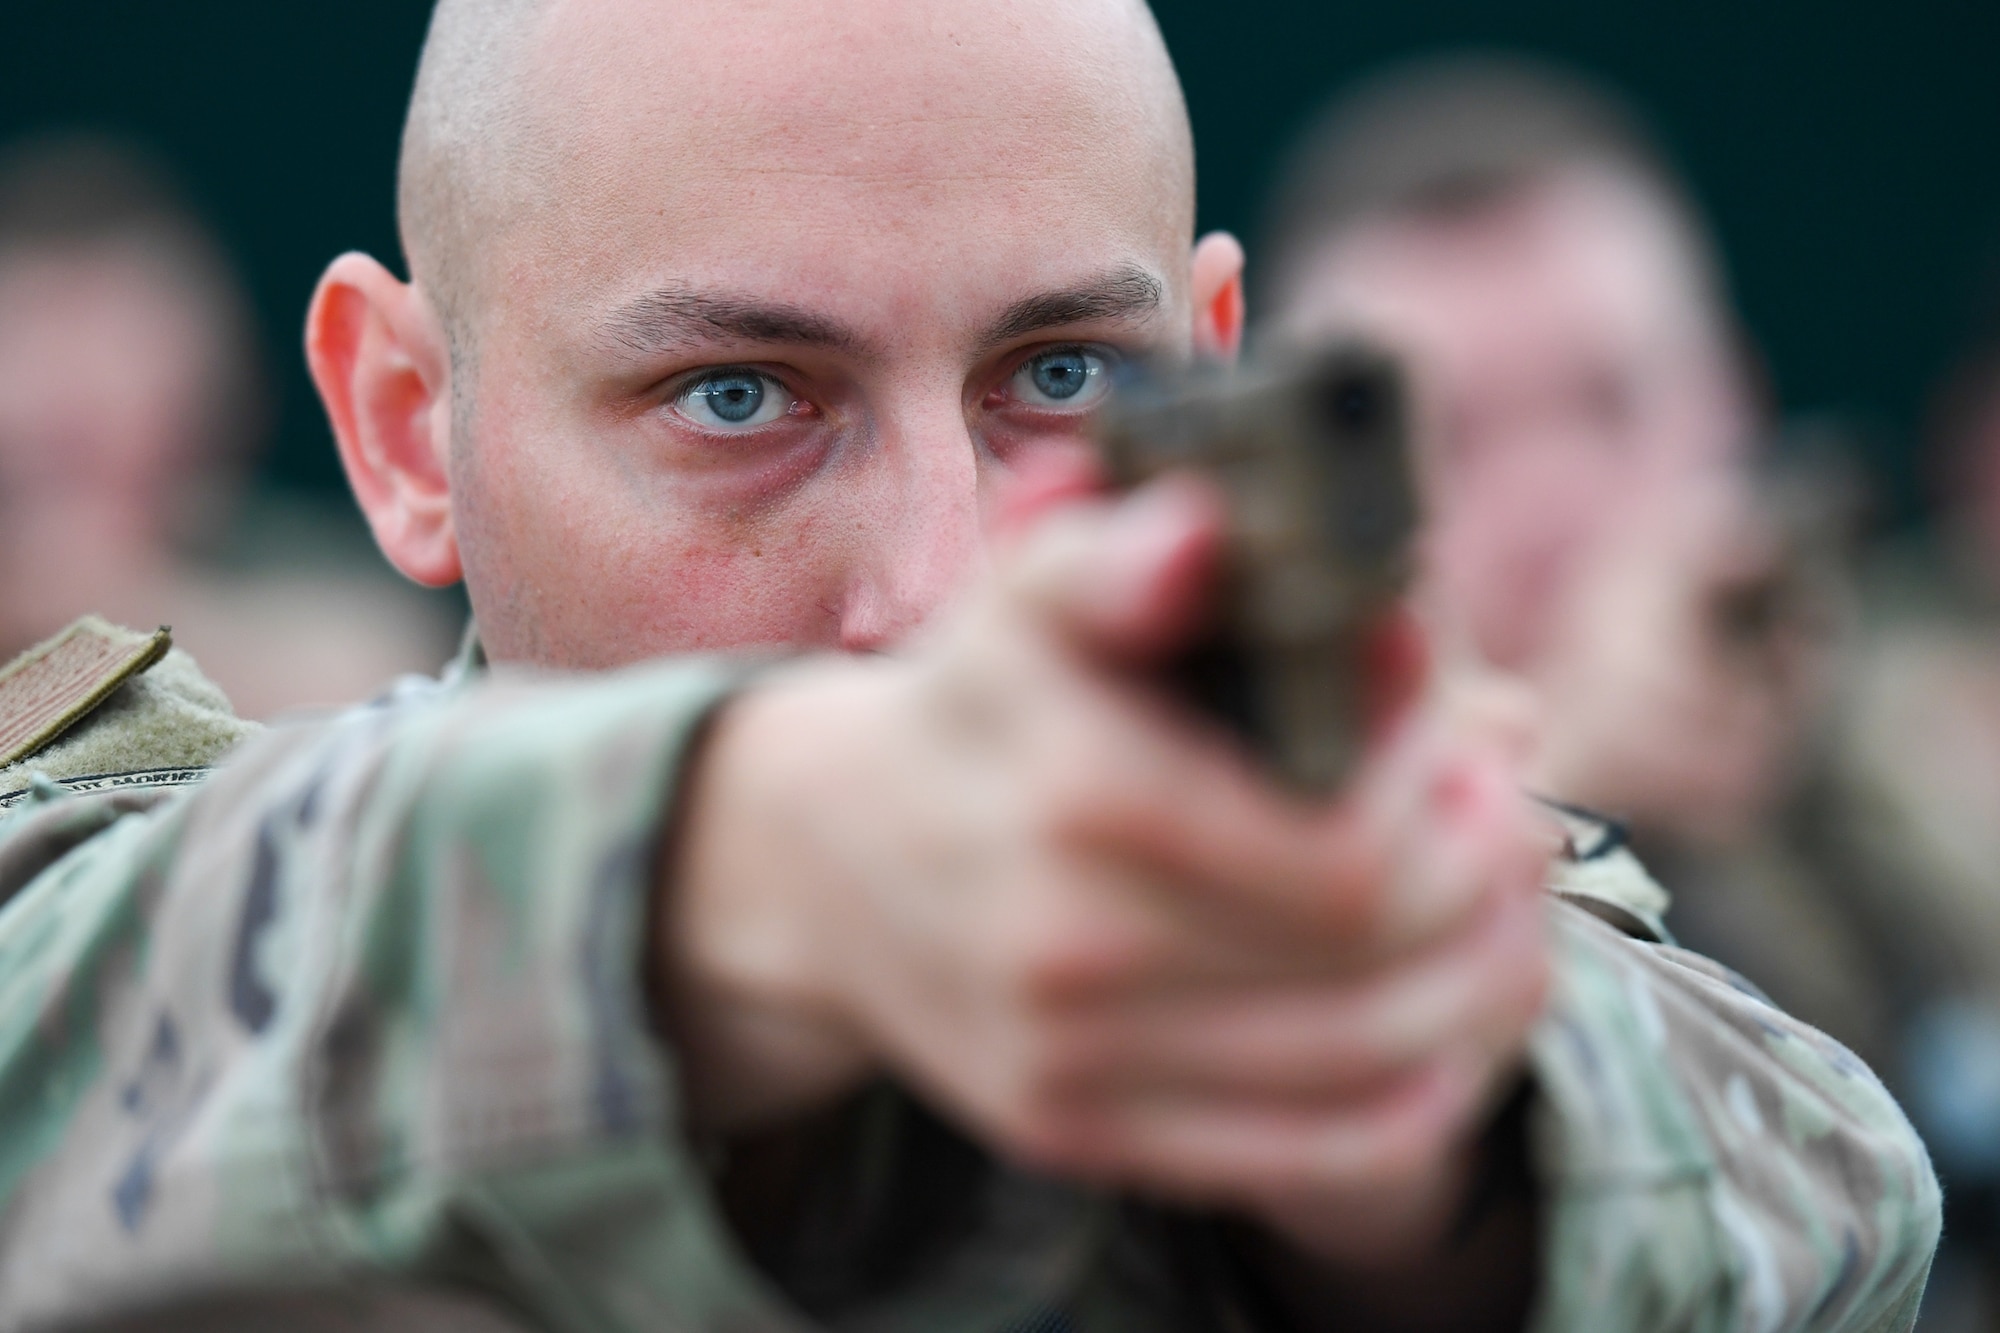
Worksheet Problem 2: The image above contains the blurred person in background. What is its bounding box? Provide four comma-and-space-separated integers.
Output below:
1810, 317, 2000, 1328
1255, 57, 2000, 1327
0, 134, 455, 718
1252, 53, 1897, 1071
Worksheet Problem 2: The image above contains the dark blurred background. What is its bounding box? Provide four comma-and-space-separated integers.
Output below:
6, 0, 2000, 523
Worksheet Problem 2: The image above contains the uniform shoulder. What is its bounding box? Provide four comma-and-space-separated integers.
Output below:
0, 617, 261, 807
1539, 801, 1674, 944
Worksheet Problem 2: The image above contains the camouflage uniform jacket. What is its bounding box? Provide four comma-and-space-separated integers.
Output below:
0, 623, 1941, 1331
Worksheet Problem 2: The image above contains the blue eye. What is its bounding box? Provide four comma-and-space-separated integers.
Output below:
1012, 347, 1115, 410
677, 370, 792, 429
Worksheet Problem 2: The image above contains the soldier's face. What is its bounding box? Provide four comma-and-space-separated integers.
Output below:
1272, 170, 1752, 671
433, 0, 1217, 669
0, 247, 223, 545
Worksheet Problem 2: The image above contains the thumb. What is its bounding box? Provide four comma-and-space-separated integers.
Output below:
1004, 474, 1226, 664
993, 443, 1106, 538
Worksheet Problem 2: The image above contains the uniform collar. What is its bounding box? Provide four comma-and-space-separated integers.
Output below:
442, 619, 490, 688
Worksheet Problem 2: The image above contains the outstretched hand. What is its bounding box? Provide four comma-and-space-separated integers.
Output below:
661, 473, 1553, 1272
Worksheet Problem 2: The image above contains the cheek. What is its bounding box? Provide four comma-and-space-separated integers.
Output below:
512, 499, 861, 666
1426, 473, 1594, 627
457, 421, 863, 667
614, 512, 850, 655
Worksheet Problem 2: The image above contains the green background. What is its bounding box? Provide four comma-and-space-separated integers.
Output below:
7, 1, 1999, 522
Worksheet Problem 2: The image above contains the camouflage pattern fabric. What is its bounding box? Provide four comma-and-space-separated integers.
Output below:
1819, 554, 2000, 1326
0, 646, 1941, 1331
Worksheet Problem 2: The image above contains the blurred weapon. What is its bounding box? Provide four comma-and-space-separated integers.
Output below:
1095, 345, 1420, 792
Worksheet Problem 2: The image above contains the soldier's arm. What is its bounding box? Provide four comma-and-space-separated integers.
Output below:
1158, 835, 1940, 1333
0, 630, 1944, 1332
0, 662, 808, 1331
1524, 847, 1941, 1332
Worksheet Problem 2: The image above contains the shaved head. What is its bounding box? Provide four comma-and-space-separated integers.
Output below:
398, 0, 1194, 364
321, 0, 1232, 670
396, 0, 547, 351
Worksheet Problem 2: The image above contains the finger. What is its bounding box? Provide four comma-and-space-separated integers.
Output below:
1052, 889, 1548, 1099
992, 442, 1106, 540
987, 848, 1361, 1010
1052, 701, 1509, 955
1007, 491, 1544, 954
998, 633, 1383, 938
1362, 744, 1553, 954
1436, 655, 1540, 771
1005, 475, 1226, 664
1358, 606, 1432, 742
1072, 1058, 1487, 1205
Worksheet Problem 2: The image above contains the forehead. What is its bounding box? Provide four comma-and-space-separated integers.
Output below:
1282, 173, 1712, 380
480, 0, 1189, 343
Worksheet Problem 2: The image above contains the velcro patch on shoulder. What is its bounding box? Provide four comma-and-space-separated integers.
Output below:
0, 618, 172, 769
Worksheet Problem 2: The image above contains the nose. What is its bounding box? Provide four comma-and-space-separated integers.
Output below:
837, 411, 989, 652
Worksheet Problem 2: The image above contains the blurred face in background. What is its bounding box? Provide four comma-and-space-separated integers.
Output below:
0, 241, 234, 559
1269, 165, 1753, 670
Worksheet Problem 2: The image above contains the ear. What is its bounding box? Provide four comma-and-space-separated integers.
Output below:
1189, 231, 1246, 364
305, 253, 463, 587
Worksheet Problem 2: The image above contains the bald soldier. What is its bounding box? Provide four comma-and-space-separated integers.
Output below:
0, 2, 1938, 1330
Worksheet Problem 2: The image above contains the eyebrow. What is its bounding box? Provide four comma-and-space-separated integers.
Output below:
602, 287, 874, 357
599, 264, 1167, 361
979, 266, 1166, 349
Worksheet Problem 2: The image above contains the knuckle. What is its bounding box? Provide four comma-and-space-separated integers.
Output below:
1025, 932, 1145, 1009
997, 1020, 1099, 1113
1316, 817, 1392, 939
1321, 878, 1385, 942
999, 893, 1150, 1011
1031, 731, 1129, 845
994, 1093, 1112, 1177
1319, 865, 1385, 943
929, 657, 1017, 745
1349, 1116, 1452, 1195
1319, 1027, 1393, 1088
